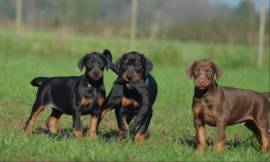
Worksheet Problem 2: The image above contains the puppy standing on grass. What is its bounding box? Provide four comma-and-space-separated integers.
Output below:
105, 51, 158, 143
24, 50, 112, 138
186, 59, 270, 153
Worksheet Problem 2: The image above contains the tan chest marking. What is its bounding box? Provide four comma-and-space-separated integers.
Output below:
81, 96, 105, 107
205, 106, 215, 118
97, 97, 105, 107
201, 100, 217, 125
80, 97, 92, 107
121, 97, 140, 107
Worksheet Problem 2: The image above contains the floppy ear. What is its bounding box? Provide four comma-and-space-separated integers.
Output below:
77, 54, 89, 71
144, 56, 153, 76
186, 61, 197, 79
212, 62, 223, 80
102, 49, 113, 70
113, 57, 122, 75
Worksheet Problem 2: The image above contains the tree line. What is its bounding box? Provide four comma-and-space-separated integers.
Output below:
0, 0, 268, 44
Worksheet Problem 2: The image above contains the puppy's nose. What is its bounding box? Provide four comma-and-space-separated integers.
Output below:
126, 75, 133, 80
198, 75, 207, 80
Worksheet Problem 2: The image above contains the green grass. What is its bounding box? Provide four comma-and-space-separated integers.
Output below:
0, 28, 269, 161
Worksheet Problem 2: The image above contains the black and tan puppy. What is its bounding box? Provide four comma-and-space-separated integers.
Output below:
24, 50, 112, 138
106, 51, 158, 143
186, 59, 270, 153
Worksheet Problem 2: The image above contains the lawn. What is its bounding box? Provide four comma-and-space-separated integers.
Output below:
0, 28, 269, 161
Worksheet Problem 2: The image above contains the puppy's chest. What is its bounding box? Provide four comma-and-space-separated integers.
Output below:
80, 96, 104, 107
120, 93, 140, 112
121, 97, 141, 108
195, 98, 217, 125
121, 89, 142, 108
80, 88, 104, 108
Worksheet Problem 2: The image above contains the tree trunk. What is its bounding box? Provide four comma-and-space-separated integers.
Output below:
130, 0, 138, 50
16, 0, 22, 37
258, 0, 267, 67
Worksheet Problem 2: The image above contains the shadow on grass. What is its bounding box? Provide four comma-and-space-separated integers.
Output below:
33, 125, 121, 142
33, 126, 89, 140
173, 134, 260, 151
102, 129, 119, 142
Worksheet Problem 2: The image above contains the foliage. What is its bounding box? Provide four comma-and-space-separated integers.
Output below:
0, 0, 266, 44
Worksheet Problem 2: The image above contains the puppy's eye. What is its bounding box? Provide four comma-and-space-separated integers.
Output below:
207, 69, 213, 74
99, 60, 104, 67
136, 62, 142, 70
87, 62, 93, 67
194, 68, 200, 73
123, 60, 128, 65
206, 69, 213, 77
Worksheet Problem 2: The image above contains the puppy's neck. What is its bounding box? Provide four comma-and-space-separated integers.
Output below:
83, 75, 103, 88
194, 81, 218, 98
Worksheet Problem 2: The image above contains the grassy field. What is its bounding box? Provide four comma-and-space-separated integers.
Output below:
0, 28, 269, 161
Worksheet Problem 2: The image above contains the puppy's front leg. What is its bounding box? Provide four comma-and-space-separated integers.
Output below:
194, 117, 206, 152
129, 84, 149, 134
214, 119, 226, 152
72, 110, 82, 138
88, 114, 100, 139
115, 108, 128, 139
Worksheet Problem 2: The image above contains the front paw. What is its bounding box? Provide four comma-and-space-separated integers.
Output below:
88, 132, 97, 139
74, 129, 82, 138
195, 143, 206, 153
213, 141, 224, 152
118, 129, 128, 139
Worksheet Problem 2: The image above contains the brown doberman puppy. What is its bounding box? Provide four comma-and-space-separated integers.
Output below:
186, 59, 270, 153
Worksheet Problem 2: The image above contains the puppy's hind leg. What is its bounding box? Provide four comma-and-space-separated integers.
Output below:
244, 120, 262, 144
24, 99, 45, 135
46, 108, 62, 134
257, 121, 270, 154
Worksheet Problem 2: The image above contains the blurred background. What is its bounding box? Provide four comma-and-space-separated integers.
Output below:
0, 0, 269, 67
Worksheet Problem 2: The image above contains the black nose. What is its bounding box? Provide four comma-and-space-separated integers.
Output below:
126, 75, 132, 80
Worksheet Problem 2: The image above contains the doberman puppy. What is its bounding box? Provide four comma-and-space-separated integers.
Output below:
24, 50, 112, 138
186, 59, 270, 153
105, 51, 158, 143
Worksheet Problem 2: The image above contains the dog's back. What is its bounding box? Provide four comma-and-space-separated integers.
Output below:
32, 76, 80, 113
220, 86, 270, 123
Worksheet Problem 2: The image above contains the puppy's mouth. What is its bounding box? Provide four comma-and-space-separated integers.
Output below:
195, 79, 210, 89
122, 76, 137, 88
123, 76, 141, 84
122, 72, 141, 84
87, 71, 103, 80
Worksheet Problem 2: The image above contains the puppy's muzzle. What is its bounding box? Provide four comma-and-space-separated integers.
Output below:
195, 77, 210, 89
87, 67, 103, 80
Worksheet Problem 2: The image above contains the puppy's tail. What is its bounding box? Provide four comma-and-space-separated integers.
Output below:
30, 77, 48, 87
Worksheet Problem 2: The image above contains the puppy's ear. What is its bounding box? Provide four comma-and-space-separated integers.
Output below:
186, 61, 197, 79
77, 54, 89, 71
212, 62, 223, 80
144, 56, 153, 76
113, 57, 122, 74
103, 49, 112, 71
